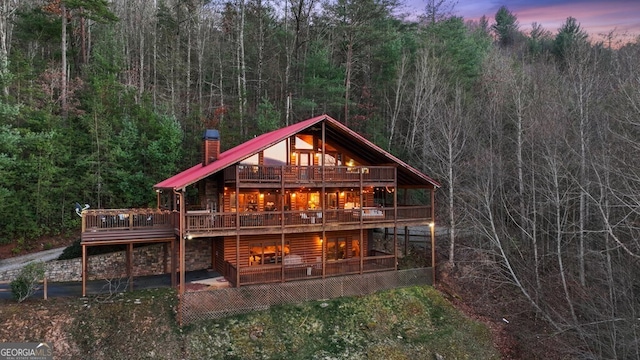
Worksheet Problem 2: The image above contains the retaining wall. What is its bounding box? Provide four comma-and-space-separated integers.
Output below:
0, 239, 212, 283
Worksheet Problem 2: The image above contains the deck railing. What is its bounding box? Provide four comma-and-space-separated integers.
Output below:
82, 208, 174, 232
224, 165, 396, 184
224, 253, 395, 287
396, 206, 432, 222
82, 206, 431, 235
183, 206, 429, 232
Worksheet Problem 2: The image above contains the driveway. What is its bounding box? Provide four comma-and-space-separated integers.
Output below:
0, 269, 220, 300
0, 247, 66, 273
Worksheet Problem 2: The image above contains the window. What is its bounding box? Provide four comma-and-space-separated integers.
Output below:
308, 192, 320, 209
263, 140, 287, 166
326, 237, 360, 260
233, 193, 257, 212
322, 153, 340, 166
249, 242, 290, 265
240, 153, 259, 165
295, 135, 314, 150
264, 193, 277, 211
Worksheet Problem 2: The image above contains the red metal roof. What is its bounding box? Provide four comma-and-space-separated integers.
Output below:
154, 114, 440, 190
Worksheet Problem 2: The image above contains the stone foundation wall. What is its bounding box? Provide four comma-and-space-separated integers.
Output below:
0, 239, 212, 283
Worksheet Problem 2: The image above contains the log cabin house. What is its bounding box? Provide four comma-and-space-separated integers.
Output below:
79, 115, 440, 296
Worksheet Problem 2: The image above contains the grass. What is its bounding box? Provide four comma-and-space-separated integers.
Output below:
0, 286, 499, 359
184, 286, 499, 359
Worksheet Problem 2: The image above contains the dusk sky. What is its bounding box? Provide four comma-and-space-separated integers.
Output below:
406, 0, 640, 43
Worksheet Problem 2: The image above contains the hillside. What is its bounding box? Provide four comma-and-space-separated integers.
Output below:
0, 286, 500, 359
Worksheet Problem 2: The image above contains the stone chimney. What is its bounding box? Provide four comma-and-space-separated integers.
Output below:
202, 129, 220, 166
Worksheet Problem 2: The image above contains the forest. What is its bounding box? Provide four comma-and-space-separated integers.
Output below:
0, 0, 639, 358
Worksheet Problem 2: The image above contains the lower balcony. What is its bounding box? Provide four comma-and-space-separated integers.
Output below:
224, 252, 396, 287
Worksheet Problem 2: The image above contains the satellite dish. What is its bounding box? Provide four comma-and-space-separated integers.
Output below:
75, 203, 90, 217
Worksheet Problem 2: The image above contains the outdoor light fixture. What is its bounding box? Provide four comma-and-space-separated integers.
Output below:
429, 222, 435, 228
186, 233, 193, 240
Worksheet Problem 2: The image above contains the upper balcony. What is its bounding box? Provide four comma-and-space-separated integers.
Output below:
224, 165, 396, 188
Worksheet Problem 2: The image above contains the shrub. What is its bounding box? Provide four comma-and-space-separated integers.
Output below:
58, 239, 126, 260
57, 239, 82, 260
10, 261, 45, 303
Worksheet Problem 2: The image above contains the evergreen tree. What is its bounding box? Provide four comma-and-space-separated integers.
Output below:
492, 6, 519, 47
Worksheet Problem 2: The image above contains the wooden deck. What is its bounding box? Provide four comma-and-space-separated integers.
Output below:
80, 209, 175, 245
80, 206, 432, 243
224, 165, 396, 187
224, 252, 396, 287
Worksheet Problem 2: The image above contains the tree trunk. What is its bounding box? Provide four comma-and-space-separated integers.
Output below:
237, 0, 247, 135
387, 54, 407, 150
343, 40, 352, 125
61, 3, 68, 119
0, 0, 15, 97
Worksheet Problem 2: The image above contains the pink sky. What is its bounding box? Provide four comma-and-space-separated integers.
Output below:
407, 0, 640, 44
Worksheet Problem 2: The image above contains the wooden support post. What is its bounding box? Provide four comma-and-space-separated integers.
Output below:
235, 234, 240, 287
163, 242, 168, 274
43, 277, 47, 300
403, 226, 408, 256
393, 170, 398, 259
127, 243, 133, 292
430, 188, 436, 285
170, 238, 176, 288
281, 233, 285, 283
81, 244, 87, 297
359, 171, 364, 274
393, 226, 398, 271
180, 235, 185, 295
235, 169, 241, 288
431, 222, 436, 285
211, 238, 215, 270
175, 188, 186, 296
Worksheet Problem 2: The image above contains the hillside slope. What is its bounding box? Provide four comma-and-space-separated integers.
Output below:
0, 286, 499, 359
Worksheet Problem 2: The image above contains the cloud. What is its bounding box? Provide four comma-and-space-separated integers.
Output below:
445, 0, 640, 42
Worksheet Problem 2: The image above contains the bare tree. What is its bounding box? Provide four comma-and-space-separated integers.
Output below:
405, 49, 443, 151
563, 41, 602, 286
0, 0, 18, 97
421, 0, 457, 25
385, 52, 408, 150
236, 0, 247, 134
421, 85, 467, 266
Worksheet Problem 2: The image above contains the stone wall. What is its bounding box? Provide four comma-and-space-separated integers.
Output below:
0, 239, 212, 283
